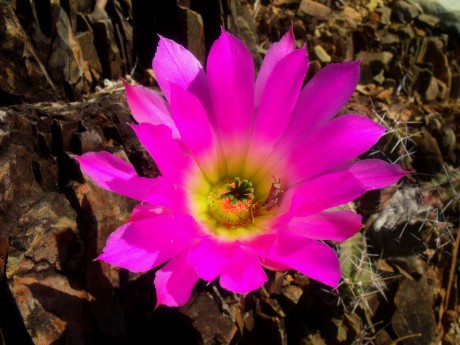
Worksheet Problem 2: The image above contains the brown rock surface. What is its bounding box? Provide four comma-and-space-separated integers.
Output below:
297, 0, 332, 20
392, 278, 437, 345
0, 0, 59, 104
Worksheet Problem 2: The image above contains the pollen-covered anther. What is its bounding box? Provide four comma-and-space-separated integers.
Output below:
208, 177, 257, 228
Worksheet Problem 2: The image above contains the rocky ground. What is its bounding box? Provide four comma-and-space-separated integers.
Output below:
0, 0, 459, 344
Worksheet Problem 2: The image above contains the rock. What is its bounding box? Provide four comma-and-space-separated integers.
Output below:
76, 15, 103, 85
48, 8, 87, 101
438, 127, 456, 162
412, 127, 445, 175
342, 6, 362, 23
251, 308, 288, 345
278, 285, 304, 314
226, 0, 261, 67
423, 76, 448, 101
450, 62, 460, 99
281, 0, 302, 6
293, 19, 307, 38
182, 292, 238, 344
0, 0, 137, 104
1, 93, 150, 343
90, 12, 123, 80
392, 278, 437, 345
274, 0, 302, 6
71, 130, 105, 154
414, 37, 450, 93
373, 70, 386, 84
381, 33, 400, 45
110, 0, 135, 73
396, 24, 416, 39
392, 0, 422, 23
0, 0, 60, 104
298, 0, 331, 20
357, 51, 394, 67
357, 52, 393, 84
376, 87, 394, 100
313, 45, 331, 63
375, 6, 392, 25
178, 6, 206, 65
415, 0, 460, 37
416, 13, 441, 28
0, 159, 13, 212
386, 256, 427, 279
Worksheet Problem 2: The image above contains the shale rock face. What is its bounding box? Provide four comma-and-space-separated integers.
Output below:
0, 0, 133, 105
0, 0, 58, 105
0, 95, 138, 343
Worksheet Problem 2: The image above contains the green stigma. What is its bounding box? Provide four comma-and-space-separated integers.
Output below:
220, 177, 255, 205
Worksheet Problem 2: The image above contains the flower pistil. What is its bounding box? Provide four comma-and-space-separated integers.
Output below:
207, 177, 258, 229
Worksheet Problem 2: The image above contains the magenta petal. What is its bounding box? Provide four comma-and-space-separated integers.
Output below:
280, 61, 361, 149
349, 159, 408, 189
206, 31, 254, 174
142, 177, 188, 210
123, 81, 179, 138
243, 234, 276, 258
284, 114, 385, 184
75, 152, 156, 201
169, 83, 219, 180
244, 233, 289, 271
219, 245, 267, 294
187, 238, 268, 292
152, 36, 209, 105
288, 211, 362, 241
290, 171, 366, 216
155, 253, 199, 307
244, 235, 290, 271
129, 204, 170, 222
131, 123, 201, 188
269, 232, 341, 288
290, 161, 407, 216
186, 237, 230, 282
254, 27, 296, 108
97, 223, 158, 272
98, 214, 199, 272
249, 47, 309, 160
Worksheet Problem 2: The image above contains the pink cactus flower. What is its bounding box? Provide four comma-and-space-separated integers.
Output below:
75, 28, 407, 307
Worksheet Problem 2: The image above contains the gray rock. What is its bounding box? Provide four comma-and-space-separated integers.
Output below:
178, 6, 206, 65
381, 33, 400, 45
391, 0, 422, 22
392, 278, 437, 345
357, 51, 394, 67
313, 45, 332, 63
0, 0, 134, 104
90, 15, 123, 80
414, 0, 460, 36
376, 6, 392, 25
0, 0, 60, 104
412, 37, 451, 99
297, 0, 331, 20
416, 13, 441, 28
48, 8, 86, 100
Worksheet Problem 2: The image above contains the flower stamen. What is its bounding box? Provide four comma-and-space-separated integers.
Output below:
207, 177, 258, 229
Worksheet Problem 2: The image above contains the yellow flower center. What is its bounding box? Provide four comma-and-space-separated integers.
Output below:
207, 178, 258, 228
189, 173, 283, 241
